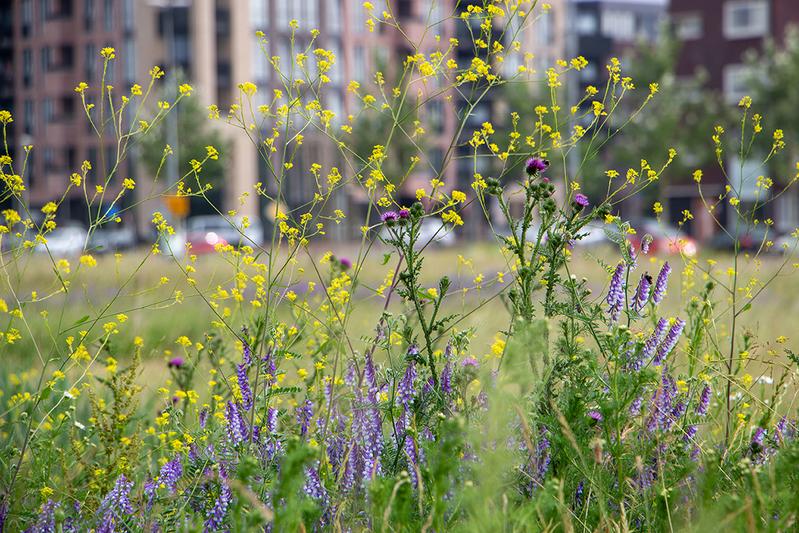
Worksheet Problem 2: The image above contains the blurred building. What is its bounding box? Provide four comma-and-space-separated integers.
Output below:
573, 0, 667, 91
670, 0, 799, 239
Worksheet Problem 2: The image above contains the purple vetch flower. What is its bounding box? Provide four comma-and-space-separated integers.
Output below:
204, 480, 232, 532
629, 396, 643, 417
573, 193, 589, 208
404, 433, 420, 489
696, 384, 711, 416
158, 457, 183, 494
96, 475, 134, 533
533, 427, 552, 483
751, 427, 766, 449
144, 479, 157, 513
441, 361, 452, 394
296, 399, 314, 438
381, 211, 399, 224
30, 499, 58, 533
397, 361, 417, 411
652, 262, 671, 304
574, 481, 585, 508
653, 318, 686, 366
199, 407, 209, 429
587, 410, 603, 422
632, 318, 668, 370
339, 257, 352, 270
525, 157, 550, 175
641, 234, 653, 255
224, 401, 248, 445
304, 466, 330, 522
167, 357, 184, 369
606, 262, 626, 322
262, 350, 276, 386
683, 424, 698, 444
647, 368, 677, 433
462, 356, 479, 369
632, 273, 652, 313
242, 340, 252, 367
236, 363, 253, 411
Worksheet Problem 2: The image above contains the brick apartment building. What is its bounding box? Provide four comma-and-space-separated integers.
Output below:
2, 0, 569, 239
670, 0, 799, 239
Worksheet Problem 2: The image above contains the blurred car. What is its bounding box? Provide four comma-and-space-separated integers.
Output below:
573, 221, 610, 247
35, 224, 87, 256
166, 215, 265, 257
89, 227, 137, 254
707, 226, 771, 252
627, 218, 698, 257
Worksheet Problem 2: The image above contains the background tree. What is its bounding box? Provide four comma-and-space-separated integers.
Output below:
140, 95, 229, 215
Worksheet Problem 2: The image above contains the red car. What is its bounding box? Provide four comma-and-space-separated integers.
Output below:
627, 218, 698, 257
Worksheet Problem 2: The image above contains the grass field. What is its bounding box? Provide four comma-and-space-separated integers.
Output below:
3, 241, 798, 379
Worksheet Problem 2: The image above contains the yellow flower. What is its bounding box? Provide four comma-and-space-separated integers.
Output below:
100, 47, 116, 60
80, 255, 97, 268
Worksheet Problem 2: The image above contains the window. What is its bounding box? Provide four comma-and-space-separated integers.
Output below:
60, 95, 75, 120
723, 63, 752, 104
728, 155, 765, 202
40, 46, 52, 73
252, 35, 267, 81
58, 44, 74, 69
776, 190, 799, 233
104, 0, 113, 31
23, 49, 33, 87
576, 12, 597, 35
123, 0, 133, 31
44, 147, 57, 172
276, 0, 289, 29
723, 0, 768, 40
250, 0, 267, 29
84, 0, 94, 30
353, 46, 366, 82
328, 0, 341, 34
674, 13, 702, 40
601, 9, 635, 41
43, 98, 55, 123
24, 101, 35, 135
429, 100, 443, 134
85, 43, 97, 80
124, 36, 135, 82
22, 0, 33, 36
397, 0, 412, 18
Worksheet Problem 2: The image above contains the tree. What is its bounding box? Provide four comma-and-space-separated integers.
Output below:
140, 95, 229, 214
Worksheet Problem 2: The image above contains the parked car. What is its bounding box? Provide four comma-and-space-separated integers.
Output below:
627, 218, 698, 257
89, 227, 137, 254
35, 224, 88, 256
166, 215, 265, 257
707, 226, 772, 252
573, 221, 610, 247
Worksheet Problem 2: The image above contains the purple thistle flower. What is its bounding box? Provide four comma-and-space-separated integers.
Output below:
158, 457, 183, 494
398, 208, 411, 220
224, 401, 247, 445
462, 356, 479, 369
167, 357, 184, 369
236, 363, 252, 412
397, 361, 417, 411
204, 481, 232, 532
381, 211, 399, 224
525, 157, 550, 175
96, 475, 134, 533
652, 262, 671, 304
632, 274, 652, 313
573, 193, 589, 208
296, 399, 314, 438
696, 384, 711, 416
339, 257, 352, 270
587, 410, 603, 422
653, 319, 685, 366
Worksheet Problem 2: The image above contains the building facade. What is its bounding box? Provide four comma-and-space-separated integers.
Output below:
670, 0, 799, 237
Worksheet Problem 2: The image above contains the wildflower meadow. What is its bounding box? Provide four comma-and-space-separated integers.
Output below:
3, 2, 799, 531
